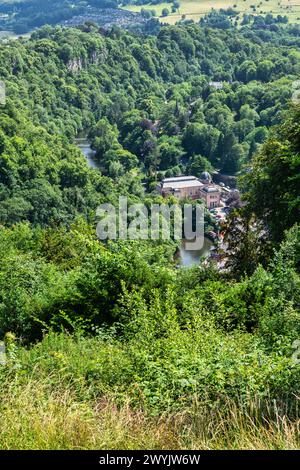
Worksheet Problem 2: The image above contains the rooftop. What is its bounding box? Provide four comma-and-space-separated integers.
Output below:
161, 175, 204, 190
162, 179, 203, 190
201, 186, 220, 193
162, 176, 198, 183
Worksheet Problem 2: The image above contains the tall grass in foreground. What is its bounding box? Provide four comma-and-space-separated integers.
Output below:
0, 379, 299, 450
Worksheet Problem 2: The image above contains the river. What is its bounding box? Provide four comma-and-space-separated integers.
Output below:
178, 237, 213, 267
75, 137, 100, 169
76, 137, 214, 267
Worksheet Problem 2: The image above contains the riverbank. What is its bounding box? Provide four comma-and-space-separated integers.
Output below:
75, 137, 216, 267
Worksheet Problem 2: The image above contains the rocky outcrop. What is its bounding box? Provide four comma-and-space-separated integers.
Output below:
67, 48, 107, 72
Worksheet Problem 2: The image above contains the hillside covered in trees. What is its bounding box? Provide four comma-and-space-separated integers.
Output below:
1, 22, 300, 223
0, 21, 299, 450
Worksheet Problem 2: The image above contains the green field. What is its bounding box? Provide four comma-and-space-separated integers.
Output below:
123, 0, 300, 24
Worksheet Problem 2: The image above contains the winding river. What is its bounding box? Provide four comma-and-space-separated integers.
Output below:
75, 137, 100, 169
76, 137, 213, 267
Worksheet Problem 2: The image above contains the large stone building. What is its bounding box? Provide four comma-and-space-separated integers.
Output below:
199, 185, 221, 209
158, 176, 204, 200
158, 175, 221, 209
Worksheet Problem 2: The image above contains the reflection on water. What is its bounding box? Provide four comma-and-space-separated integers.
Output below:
179, 237, 213, 267
75, 137, 100, 169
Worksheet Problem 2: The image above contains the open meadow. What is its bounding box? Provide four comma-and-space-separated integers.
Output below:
123, 0, 300, 24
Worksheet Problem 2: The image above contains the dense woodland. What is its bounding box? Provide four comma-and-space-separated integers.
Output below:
0, 20, 299, 449
1, 22, 300, 223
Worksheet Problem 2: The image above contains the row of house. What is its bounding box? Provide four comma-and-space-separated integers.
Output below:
157, 173, 222, 209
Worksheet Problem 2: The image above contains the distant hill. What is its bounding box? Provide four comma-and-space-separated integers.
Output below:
1, 0, 299, 34
0, 1, 124, 34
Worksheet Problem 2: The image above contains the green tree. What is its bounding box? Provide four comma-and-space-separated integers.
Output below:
241, 105, 300, 243
187, 155, 213, 176
182, 123, 220, 160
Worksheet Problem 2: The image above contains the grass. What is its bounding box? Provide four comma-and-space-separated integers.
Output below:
0, 378, 299, 449
123, 0, 300, 25
0, 30, 31, 40
0, 330, 299, 450
0, 328, 299, 450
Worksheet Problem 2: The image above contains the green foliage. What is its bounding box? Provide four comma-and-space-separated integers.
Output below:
0, 22, 299, 444
241, 105, 300, 243
0, 22, 297, 224
0, 220, 299, 417
0, 222, 176, 339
